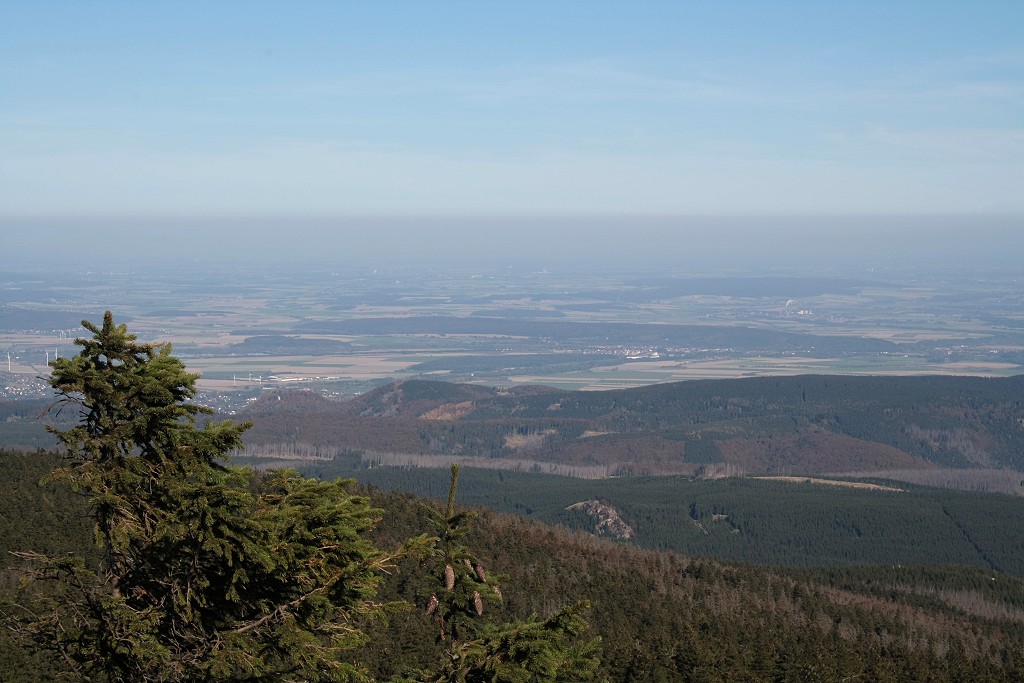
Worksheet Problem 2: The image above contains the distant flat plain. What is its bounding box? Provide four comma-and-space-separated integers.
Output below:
3, 262, 1022, 403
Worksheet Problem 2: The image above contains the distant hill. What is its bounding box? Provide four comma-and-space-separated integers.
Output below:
340, 379, 502, 417
6, 374, 1024, 484
237, 375, 1024, 479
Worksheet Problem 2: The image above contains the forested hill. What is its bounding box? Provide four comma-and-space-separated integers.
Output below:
5, 374, 1024, 480
4, 448, 1024, 681
365, 488, 1024, 681
239, 374, 1024, 477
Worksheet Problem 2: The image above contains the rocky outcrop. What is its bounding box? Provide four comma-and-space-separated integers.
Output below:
565, 499, 634, 540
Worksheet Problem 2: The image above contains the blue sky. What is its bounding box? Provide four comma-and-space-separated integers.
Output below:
2, 1, 1022, 221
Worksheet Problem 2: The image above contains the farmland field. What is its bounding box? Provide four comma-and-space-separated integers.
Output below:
3, 262, 1023, 406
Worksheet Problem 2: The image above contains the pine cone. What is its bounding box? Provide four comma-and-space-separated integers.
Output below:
473, 591, 484, 616
444, 564, 455, 590
474, 563, 487, 583
426, 594, 439, 615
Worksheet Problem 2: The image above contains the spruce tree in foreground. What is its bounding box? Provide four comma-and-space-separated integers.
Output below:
12, 312, 600, 682
15, 312, 399, 682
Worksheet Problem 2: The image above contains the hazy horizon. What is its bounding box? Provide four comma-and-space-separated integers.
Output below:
3, 213, 1022, 272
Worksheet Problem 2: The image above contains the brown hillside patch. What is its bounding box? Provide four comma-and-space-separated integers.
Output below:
718, 428, 936, 475
421, 401, 475, 420
504, 429, 555, 451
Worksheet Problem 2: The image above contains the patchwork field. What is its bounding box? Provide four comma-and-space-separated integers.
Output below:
3, 264, 1023, 402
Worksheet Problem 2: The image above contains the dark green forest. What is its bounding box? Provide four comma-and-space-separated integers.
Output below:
286, 461, 1024, 578
5, 448, 1024, 681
